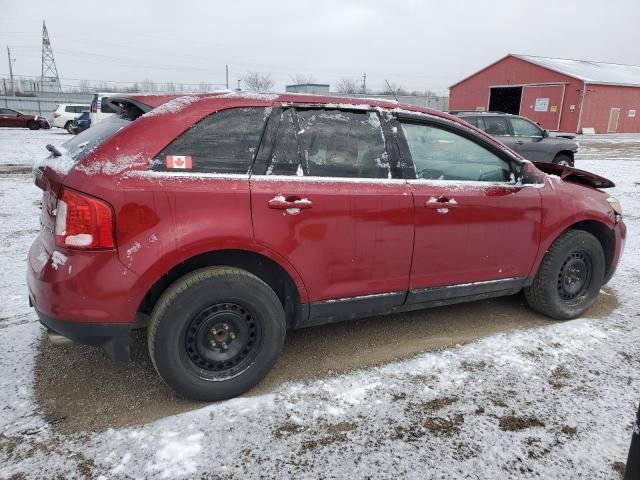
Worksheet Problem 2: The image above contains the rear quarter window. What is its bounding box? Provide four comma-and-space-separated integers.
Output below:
151, 107, 267, 174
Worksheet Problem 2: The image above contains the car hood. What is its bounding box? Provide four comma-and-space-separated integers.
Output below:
533, 161, 615, 189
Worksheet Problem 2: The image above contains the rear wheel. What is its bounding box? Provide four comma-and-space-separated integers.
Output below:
27, 120, 39, 130
147, 266, 286, 401
524, 229, 605, 320
553, 153, 573, 167
64, 121, 73, 134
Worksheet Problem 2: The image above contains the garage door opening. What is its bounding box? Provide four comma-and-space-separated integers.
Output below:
489, 87, 522, 114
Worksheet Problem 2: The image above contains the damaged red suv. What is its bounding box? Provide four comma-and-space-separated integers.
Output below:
28, 93, 625, 401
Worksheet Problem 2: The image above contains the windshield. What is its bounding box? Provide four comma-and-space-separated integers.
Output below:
62, 115, 131, 161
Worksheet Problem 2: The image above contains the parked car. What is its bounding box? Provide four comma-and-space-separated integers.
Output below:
0, 108, 50, 130
29, 93, 625, 401
69, 111, 91, 135
452, 111, 579, 166
52, 104, 91, 133
89, 92, 118, 126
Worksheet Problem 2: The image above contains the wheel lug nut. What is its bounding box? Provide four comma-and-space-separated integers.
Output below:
221, 342, 228, 350
230, 332, 236, 340
223, 325, 229, 330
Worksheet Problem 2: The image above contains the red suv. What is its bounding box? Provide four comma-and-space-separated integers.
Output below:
28, 93, 625, 401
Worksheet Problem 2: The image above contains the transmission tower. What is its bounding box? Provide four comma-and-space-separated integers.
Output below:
40, 20, 61, 92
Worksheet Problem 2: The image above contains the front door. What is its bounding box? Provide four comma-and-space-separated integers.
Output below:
395, 117, 542, 302
509, 116, 550, 162
251, 107, 414, 319
0, 108, 21, 127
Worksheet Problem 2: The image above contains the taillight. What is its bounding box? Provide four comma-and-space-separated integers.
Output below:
55, 189, 115, 249
53, 113, 61, 118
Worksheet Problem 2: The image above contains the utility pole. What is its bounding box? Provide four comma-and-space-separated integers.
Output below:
226, 64, 229, 90
236, 79, 241, 91
362, 73, 367, 94
6, 46, 15, 96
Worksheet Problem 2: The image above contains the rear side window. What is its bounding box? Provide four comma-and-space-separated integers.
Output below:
461, 116, 479, 127
153, 107, 267, 174
482, 116, 510, 136
400, 122, 511, 182
267, 109, 389, 179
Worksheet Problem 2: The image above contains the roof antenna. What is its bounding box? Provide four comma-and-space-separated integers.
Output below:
384, 79, 400, 102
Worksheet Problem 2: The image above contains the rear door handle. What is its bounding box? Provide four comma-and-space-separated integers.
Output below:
268, 195, 313, 210
425, 196, 458, 209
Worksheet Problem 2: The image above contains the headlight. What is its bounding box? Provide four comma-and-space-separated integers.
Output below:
607, 197, 622, 216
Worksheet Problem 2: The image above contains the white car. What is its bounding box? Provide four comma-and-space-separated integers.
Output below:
52, 104, 90, 133
89, 93, 119, 126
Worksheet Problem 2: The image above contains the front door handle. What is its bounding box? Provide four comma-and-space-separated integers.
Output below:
268, 195, 313, 210
516, 140, 524, 145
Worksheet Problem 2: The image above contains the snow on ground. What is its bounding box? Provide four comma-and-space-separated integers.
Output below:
0, 129, 639, 479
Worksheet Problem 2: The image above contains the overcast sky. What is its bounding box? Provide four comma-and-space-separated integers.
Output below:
2, 0, 639, 94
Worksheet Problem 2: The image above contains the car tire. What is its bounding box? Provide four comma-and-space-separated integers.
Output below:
553, 154, 573, 167
524, 229, 605, 320
64, 121, 73, 134
27, 120, 40, 130
147, 266, 286, 401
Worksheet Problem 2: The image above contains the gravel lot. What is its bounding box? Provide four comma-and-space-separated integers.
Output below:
0, 128, 638, 479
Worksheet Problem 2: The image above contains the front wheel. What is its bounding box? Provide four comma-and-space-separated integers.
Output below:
148, 266, 286, 401
524, 229, 605, 320
27, 120, 40, 130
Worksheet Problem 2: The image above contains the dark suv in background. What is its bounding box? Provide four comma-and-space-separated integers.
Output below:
452, 112, 579, 166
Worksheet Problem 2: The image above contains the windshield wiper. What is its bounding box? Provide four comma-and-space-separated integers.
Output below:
46, 144, 62, 157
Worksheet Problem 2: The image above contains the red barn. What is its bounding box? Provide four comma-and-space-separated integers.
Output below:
449, 54, 640, 134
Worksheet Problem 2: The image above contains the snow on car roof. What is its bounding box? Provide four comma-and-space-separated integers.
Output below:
514, 54, 640, 86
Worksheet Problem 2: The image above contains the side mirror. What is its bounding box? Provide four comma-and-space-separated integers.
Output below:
542, 129, 549, 138
518, 161, 544, 185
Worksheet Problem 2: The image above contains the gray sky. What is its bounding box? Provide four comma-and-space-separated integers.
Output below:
2, 0, 639, 94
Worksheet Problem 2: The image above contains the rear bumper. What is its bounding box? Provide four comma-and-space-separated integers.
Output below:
27, 232, 142, 324
35, 307, 132, 361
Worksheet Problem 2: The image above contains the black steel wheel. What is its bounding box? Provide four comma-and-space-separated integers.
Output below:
183, 302, 262, 380
148, 266, 286, 401
525, 229, 605, 320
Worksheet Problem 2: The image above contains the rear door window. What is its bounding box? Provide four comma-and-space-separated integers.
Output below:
152, 107, 267, 174
267, 109, 389, 178
482, 116, 510, 136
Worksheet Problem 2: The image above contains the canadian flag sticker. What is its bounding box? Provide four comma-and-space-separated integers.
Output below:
166, 155, 192, 169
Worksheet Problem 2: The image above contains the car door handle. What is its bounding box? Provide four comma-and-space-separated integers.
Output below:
425, 197, 458, 209
268, 195, 313, 210
516, 140, 524, 145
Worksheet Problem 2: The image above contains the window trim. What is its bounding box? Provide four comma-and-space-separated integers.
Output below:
394, 112, 521, 182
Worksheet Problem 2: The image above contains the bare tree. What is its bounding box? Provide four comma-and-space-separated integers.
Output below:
335, 78, 360, 94
380, 82, 411, 96
140, 78, 157, 92
199, 81, 213, 92
243, 71, 274, 92
289, 74, 316, 85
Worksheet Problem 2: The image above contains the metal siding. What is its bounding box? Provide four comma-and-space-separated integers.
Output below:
449, 56, 582, 132
581, 84, 640, 133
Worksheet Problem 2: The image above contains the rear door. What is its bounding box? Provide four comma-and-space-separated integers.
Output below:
250, 107, 414, 321
395, 115, 542, 303
479, 115, 518, 151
